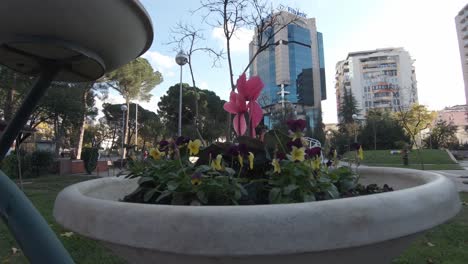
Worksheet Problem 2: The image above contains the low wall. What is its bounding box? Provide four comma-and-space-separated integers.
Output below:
449, 150, 468, 160
57, 159, 108, 175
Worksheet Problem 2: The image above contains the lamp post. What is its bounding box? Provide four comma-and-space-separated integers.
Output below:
120, 104, 127, 169
352, 114, 358, 143
175, 50, 188, 137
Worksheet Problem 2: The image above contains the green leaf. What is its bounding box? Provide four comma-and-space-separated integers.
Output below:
196, 191, 208, 204
224, 167, 236, 176
171, 193, 187, 205
237, 184, 248, 196
326, 185, 340, 199
143, 188, 158, 202
138, 177, 155, 185
269, 188, 282, 204
234, 189, 242, 200
283, 184, 298, 195
153, 190, 171, 203
167, 181, 179, 191
303, 193, 316, 202
195, 165, 212, 173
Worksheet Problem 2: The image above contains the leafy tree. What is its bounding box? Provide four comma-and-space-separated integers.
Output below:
138, 118, 166, 149
40, 83, 95, 156
269, 104, 296, 135
0, 66, 34, 121
360, 110, 410, 150
337, 89, 360, 149
83, 120, 113, 149
338, 89, 360, 127
0, 65, 97, 157
167, 22, 224, 144
423, 120, 458, 149
99, 58, 162, 157
311, 109, 325, 143
75, 82, 107, 159
394, 104, 436, 169
158, 84, 227, 142
102, 103, 158, 150
394, 104, 436, 148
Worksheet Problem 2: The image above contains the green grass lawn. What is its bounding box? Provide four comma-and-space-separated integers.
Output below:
393, 192, 468, 264
0, 175, 467, 263
0, 175, 125, 264
344, 149, 463, 170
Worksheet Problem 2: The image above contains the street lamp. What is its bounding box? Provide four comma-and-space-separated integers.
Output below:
175, 50, 188, 137
120, 104, 127, 169
352, 114, 358, 143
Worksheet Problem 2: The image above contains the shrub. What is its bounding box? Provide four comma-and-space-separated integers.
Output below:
30, 150, 54, 177
0, 152, 19, 179
81, 148, 99, 174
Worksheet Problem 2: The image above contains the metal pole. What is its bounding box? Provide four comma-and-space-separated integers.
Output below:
121, 109, 125, 169
135, 103, 138, 150
0, 65, 74, 263
178, 65, 183, 137
354, 126, 357, 143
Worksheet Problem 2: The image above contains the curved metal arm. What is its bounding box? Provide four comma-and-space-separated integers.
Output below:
0, 66, 74, 263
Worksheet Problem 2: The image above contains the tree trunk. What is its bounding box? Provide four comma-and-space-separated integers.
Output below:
4, 86, 14, 121
54, 115, 63, 157
76, 91, 88, 159
110, 122, 117, 151
4, 73, 16, 121
123, 100, 130, 159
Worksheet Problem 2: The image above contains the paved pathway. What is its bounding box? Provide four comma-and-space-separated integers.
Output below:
434, 160, 468, 192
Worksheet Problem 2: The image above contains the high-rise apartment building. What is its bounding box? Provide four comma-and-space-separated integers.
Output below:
455, 4, 468, 105
335, 48, 418, 120
249, 10, 326, 130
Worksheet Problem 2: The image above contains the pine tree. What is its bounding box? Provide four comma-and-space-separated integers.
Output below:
338, 88, 360, 132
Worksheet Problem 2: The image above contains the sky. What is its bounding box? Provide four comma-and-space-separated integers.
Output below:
102, 0, 468, 124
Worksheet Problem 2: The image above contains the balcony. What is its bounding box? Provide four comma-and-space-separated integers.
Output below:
465, 40, 468, 47
464, 31, 468, 39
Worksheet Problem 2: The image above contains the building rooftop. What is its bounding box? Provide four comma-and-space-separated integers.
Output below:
346, 47, 405, 60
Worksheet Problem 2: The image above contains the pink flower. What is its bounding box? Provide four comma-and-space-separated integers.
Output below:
236, 73, 264, 137
237, 73, 263, 102
224, 91, 248, 136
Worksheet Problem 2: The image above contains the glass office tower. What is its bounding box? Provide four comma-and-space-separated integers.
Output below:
249, 11, 326, 130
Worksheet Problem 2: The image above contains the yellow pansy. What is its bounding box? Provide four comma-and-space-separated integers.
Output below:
312, 157, 321, 170
358, 146, 364, 160
272, 158, 281, 173
290, 146, 305, 162
238, 154, 243, 167
188, 139, 202, 155
150, 148, 164, 160
211, 154, 223, 171
248, 152, 254, 170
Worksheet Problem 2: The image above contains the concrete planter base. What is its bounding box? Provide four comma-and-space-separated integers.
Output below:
54, 167, 461, 264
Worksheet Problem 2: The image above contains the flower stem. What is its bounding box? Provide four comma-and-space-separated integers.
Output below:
274, 130, 287, 154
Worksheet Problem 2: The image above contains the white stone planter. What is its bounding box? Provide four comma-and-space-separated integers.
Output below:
54, 167, 461, 264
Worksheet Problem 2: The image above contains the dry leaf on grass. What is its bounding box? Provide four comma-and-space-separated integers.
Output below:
426, 242, 435, 247
60, 232, 74, 237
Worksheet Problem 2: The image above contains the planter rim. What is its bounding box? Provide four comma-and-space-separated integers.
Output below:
54, 167, 461, 256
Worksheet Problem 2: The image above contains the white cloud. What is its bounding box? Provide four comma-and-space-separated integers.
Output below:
142, 51, 177, 75
199, 81, 209, 90
212, 26, 254, 53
